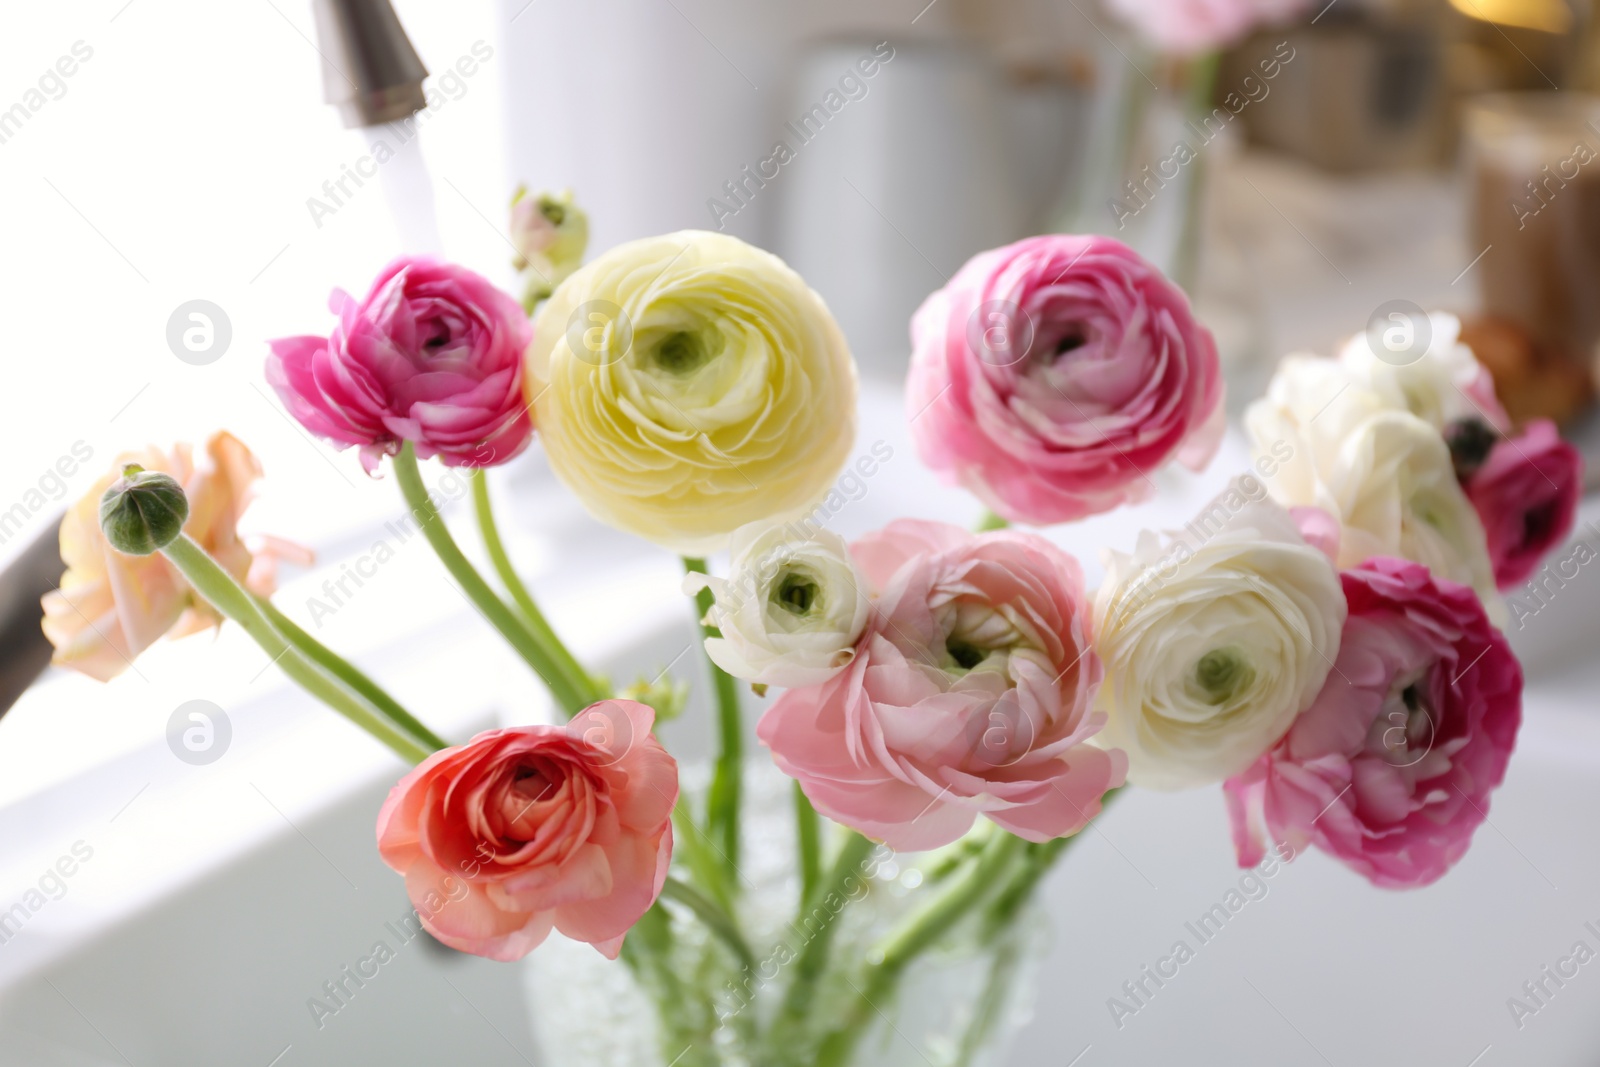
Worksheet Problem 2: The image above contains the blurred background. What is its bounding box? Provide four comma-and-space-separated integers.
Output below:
2, 0, 1600, 1064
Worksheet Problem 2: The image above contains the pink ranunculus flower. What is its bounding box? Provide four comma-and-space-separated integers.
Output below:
1105, 0, 1311, 56
757, 519, 1124, 851
267, 257, 534, 473
1464, 419, 1582, 590
376, 701, 677, 961
1225, 557, 1523, 889
907, 235, 1223, 526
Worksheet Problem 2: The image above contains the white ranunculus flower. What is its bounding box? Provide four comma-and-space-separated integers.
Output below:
683, 522, 869, 688
1336, 311, 1508, 432
1244, 353, 1377, 517
1093, 483, 1346, 790
1246, 356, 1499, 610
1319, 411, 1499, 604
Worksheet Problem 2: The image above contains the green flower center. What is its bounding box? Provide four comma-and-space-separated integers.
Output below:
1194, 648, 1254, 705
652, 329, 721, 376
771, 571, 822, 617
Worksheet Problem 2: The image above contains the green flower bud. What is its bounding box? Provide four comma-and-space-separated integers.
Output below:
99, 464, 189, 555
510, 186, 589, 310
618, 671, 689, 724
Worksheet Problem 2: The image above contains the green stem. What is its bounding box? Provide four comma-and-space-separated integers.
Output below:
254, 595, 448, 752
794, 784, 822, 906
769, 832, 877, 1057
814, 832, 1025, 1067
975, 509, 1010, 531
682, 556, 743, 874
953, 935, 1023, 1067
161, 536, 433, 764
660, 876, 755, 974
619, 904, 687, 1039
392, 444, 589, 716
671, 803, 737, 915
876, 831, 1022, 971
469, 471, 605, 710
623, 900, 738, 1067
983, 836, 1070, 939
985, 786, 1124, 934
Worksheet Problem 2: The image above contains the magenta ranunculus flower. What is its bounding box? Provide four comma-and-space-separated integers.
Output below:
906, 235, 1223, 526
376, 701, 677, 961
267, 257, 534, 473
1464, 419, 1582, 591
757, 519, 1124, 851
1224, 557, 1523, 889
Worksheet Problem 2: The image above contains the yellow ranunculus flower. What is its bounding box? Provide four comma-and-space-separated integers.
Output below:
528, 230, 858, 554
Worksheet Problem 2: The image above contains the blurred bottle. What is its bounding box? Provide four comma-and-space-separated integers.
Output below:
1463, 91, 1600, 423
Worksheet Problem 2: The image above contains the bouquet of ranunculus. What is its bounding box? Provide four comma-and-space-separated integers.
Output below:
43, 200, 1576, 1065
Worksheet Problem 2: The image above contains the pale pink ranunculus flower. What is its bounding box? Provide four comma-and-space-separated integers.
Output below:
757, 519, 1124, 851
42, 432, 307, 682
376, 701, 677, 961
1225, 557, 1523, 889
907, 235, 1223, 526
1464, 419, 1582, 591
1104, 0, 1312, 56
267, 257, 534, 473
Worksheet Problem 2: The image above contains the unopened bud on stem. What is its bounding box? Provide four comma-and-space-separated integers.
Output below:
99, 464, 188, 555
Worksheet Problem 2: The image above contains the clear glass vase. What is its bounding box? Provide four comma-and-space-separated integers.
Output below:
522, 761, 1047, 1067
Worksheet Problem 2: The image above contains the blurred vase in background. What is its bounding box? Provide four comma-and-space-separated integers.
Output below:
776, 40, 1030, 374
1052, 50, 1219, 289
498, 0, 1109, 379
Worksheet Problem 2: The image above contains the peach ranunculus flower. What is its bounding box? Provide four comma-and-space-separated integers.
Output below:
376, 701, 678, 961
41, 432, 305, 681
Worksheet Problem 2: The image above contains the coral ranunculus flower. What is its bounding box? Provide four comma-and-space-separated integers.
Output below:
528, 231, 858, 555
1225, 558, 1523, 889
906, 235, 1223, 526
376, 701, 677, 961
758, 520, 1122, 851
267, 257, 534, 472
42, 432, 305, 682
